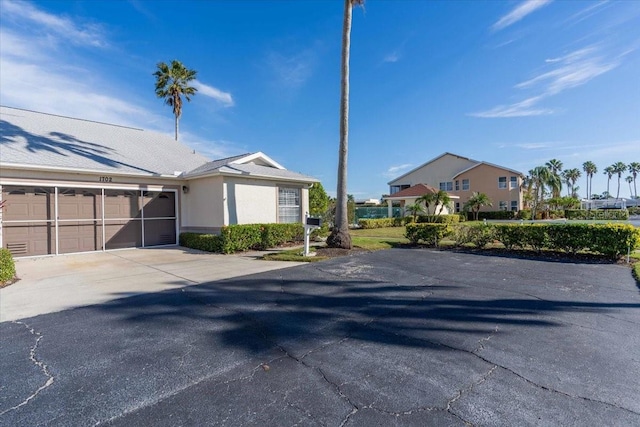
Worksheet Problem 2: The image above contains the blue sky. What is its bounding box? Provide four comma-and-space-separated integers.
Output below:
1, 0, 639, 199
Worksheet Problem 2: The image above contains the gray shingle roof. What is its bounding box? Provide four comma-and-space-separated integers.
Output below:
187, 153, 254, 176
0, 106, 210, 176
218, 164, 317, 182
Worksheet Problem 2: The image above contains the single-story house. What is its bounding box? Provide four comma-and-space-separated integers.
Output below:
383, 183, 458, 217
0, 106, 317, 257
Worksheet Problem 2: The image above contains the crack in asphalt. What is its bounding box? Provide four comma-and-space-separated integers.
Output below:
0, 321, 54, 416
473, 326, 500, 353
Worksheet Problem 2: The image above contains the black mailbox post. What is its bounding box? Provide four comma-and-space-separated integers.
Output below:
305, 217, 322, 227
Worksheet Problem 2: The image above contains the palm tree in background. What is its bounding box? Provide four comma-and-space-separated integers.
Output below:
611, 162, 627, 200
463, 192, 492, 221
418, 192, 437, 216
434, 190, 452, 216
327, 0, 365, 249
529, 166, 554, 219
545, 159, 563, 198
561, 170, 571, 196
565, 168, 581, 198
582, 161, 597, 201
626, 176, 634, 198
603, 166, 614, 198
628, 162, 640, 198
405, 203, 423, 223
154, 60, 198, 141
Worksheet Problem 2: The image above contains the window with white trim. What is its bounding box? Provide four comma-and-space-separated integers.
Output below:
439, 182, 453, 191
499, 201, 507, 211
510, 176, 518, 189
511, 200, 518, 211
462, 179, 470, 191
278, 188, 301, 223
498, 177, 507, 189
455, 180, 460, 191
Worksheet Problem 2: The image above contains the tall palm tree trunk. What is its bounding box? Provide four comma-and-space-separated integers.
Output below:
616, 176, 621, 200
328, 0, 355, 249
175, 115, 179, 141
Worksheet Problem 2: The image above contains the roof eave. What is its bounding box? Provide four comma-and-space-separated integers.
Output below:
0, 162, 180, 179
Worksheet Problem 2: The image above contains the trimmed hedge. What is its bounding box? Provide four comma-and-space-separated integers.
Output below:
0, 248, 16, 284
482, 223, 640, 258
358, 217, 412, 229
405, 223, 452, 246
470, 211, 516, 220
629, 207, 640, 215
417, 214, 461, 224
180, 223, 304, 254
565, 209, 629, 220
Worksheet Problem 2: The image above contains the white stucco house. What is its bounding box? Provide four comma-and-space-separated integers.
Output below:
0, 106, 317, 257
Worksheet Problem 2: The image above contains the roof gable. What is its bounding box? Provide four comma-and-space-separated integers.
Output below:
452, 161, 524, 178
385, 183, 439, 199
387, 152, 479, 185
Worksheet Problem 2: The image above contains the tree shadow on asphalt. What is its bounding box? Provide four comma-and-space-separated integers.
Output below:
91, 259, 640, 356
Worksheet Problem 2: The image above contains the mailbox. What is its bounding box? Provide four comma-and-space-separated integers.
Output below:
305, 217, 322, 227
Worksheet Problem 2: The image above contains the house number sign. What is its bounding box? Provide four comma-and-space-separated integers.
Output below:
99, 176, 113, 182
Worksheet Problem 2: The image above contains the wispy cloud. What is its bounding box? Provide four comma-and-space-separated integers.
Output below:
471, 44, 624, 118
492, 0, 553, 31
383, 163, 413, 178
266, 48, 316, 89
1, 0, 107, 47
0, 0, 238, 156
383, 51, 401, 63
192, 81, 234, 107
517, 142, 553, 150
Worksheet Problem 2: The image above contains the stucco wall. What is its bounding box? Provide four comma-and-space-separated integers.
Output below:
452, 164, 522, 212
181, 175, 225, 229
224, 177, 278, 224
388, 154, 477, 189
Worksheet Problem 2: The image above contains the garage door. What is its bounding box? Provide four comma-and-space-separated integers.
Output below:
2, 186, 177, 257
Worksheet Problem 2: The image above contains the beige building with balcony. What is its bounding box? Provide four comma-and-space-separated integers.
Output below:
387, 152, 524, 214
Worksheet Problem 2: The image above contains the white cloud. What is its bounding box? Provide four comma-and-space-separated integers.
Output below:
383, 51, 400, 63
192, 81, 234, 107
470, 96, 553, 118
516, 142, 553, 149
266, 48, 316, 89
383, 163, 413, 178
1, 0, 107, 47
471, 45, 623, 118
492, 0, 553, 31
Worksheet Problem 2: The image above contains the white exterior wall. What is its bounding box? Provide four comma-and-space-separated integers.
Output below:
224, 177, 278, 224
181, 175, 225, 229
389, 154, 477, 188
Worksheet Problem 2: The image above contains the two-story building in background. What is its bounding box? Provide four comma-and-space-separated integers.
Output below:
387, 152, 524, 214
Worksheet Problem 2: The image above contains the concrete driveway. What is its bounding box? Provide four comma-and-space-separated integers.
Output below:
1, 249, 639, 426
0, 247, 303, 322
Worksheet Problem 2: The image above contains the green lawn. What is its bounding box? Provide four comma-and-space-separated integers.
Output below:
350, 227, 409, 250
262, 247, 327, 262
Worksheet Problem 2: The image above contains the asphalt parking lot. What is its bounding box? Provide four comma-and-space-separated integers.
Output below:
1, 248, 639, 426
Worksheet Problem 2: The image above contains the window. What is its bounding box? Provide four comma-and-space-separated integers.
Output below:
511, 200, 518, 211
510, 176, 518, 189
462, 179, 470, 191
278, 188, 301, 223
455, 180, 460, 191
439, 182, 453, 191
498, 177, 507, 189
455, 202, 460, 213
499, 201, 507, 211
390, 185, 410, 195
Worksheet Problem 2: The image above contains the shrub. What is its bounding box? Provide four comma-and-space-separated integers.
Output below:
468, 211, 515, 220
516, 209, 532, 220
180, 223, 305, 254
417, 214, 460, 224
405, 223, 452, 246
564, 209, 629, 220
466, 223, 496, 248
589, 224, 640, 258
629, 207, 640, 216
493, 224, 527, 250
0, 248, 17, 284
358, 217, 411, 229
545, 224, 592, 255
457, 213, 467, 223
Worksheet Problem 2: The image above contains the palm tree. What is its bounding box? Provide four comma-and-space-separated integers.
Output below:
628, 162, 640, 198
154, 60, 198, 141
561, 170, 571, 196
565, 168, 581, 198
463, 192, 492, 221
417, 192, 437, 216
603, 166, 614, 198
434, 190, 452, 216
611, 162, 627, 200
405, 203, 423, 223
626, 176, 634, 198
529, 166, 553, 219
545, 159, 563, 198
582, 161, 597, 202
327, 0, 364, 249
